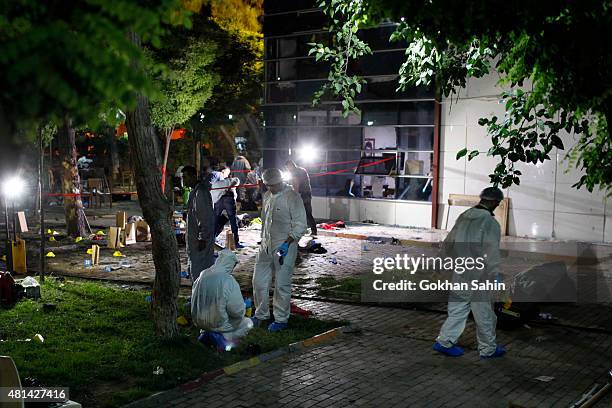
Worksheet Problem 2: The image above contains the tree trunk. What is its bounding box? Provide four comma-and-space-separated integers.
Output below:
194, 134, 201, 175
57, 117, 88, 237
125, 32, 180, 339
105, 126, 120, 185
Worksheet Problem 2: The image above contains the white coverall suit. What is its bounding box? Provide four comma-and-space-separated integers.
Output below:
191, 250, 253, 341
436, 206, 501, 357
253, 184, 307, 323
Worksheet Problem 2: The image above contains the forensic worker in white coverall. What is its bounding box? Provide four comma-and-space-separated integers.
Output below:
433, 187, 506, 359
191, 249, 253, 350
252, 168, 307, 332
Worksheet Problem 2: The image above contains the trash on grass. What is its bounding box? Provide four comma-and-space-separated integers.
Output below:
112, 251, 123, 257
152, 366, 164, 375
96, 230, 105, 236
180, 271, 189, 279
43, 304, 57, 312
33, 334, 45, 343
49, 236, 56, 242
145, 295, 152, 302
86, 248, 93, 255
75, 236, 83, 243
84, 259, 92, 267
45, 252, 56, 258
119, 260, 132, 268
177, 316, 189, 326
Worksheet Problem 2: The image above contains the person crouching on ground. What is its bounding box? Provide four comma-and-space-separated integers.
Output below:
191, 249, 253, 351
433, 187, 506, 359
252, 168, 307, 332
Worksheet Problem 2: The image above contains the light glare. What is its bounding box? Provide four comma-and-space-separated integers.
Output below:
2, 176, 25, 199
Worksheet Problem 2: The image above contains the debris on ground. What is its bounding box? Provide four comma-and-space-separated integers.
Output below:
290, 303, 313, 318
33, 334, 45, 343
534, 376, 555, 382
318, 220, 346, 230
20, 276, 41, 299
46, 251, 56, 257
176, 316, 189, 326
152, 366, 164, 375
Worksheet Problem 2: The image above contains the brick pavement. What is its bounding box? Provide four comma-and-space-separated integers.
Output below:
125, 299, 612, 408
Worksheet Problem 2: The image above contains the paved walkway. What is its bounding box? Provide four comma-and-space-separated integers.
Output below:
126, 299, 612, 408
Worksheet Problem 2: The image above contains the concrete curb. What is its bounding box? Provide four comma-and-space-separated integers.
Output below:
178, 325, 349, 393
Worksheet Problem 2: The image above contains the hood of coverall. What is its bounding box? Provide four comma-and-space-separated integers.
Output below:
191, 249, 242, 333
201, 249, 238, 278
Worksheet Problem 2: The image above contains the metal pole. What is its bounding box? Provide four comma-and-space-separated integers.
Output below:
4, 197, 12, 273
39, 131, 46, 282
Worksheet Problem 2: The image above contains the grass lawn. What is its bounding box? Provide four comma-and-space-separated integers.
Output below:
316, 276, 362, 300
0, 278, 343, 407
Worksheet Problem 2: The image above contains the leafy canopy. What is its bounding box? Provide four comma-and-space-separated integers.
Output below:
0, 0, 192, 135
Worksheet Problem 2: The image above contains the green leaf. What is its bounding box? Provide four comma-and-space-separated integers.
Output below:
468, 150, 480, 160
456, 148, 468, 159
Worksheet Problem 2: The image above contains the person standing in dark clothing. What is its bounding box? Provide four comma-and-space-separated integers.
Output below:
284, 160, 317, 236
183, 166, 215, 282
212, 167, 243, 248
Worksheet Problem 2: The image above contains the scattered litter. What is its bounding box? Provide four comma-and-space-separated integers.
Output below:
539, 312, 553, 320
152, 366, 164, 375
96, 230, 105, 236
177, 316, 189, 326
112, 251, 123, 257
52, 230, 60, 236
244, 298, 253, 317
42, 304, 57, 312
84, 259, 92, 267
330, 256, 338, 264
75, 236, 83, 243
33, 334, 45, 343
19, 276, 40, 299
290, 302, 313, 317
145, 295, 152, 302
534, 376, 555, 382
251, 217, 262, 225
305, 240, 327, 254
45, 252, 56, 258
391, 238, 401, 245
49, 236, 56, 242
86, 248, 93, 255
119, 260, 132, 268
362, 244, 369, 251
104, 266, 112, 272
47, 229, 52, 234
180, 271, 189, 279
128, 215, 143, 223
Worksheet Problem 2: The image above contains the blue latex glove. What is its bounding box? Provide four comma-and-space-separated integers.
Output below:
277, 242, 290, 257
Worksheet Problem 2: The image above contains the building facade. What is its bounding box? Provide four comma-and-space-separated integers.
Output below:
262, 1, 610, 242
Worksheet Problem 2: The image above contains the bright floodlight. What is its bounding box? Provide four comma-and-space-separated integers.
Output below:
281, 171, 291, 182
2, 176, 25, 199
298, 144, 318, 163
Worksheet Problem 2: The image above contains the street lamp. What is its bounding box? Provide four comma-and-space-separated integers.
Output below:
2, 176, 25, 272
297, 144, 318, 164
